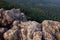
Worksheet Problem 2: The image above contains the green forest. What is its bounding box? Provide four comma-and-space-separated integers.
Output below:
0, 0, 60, 22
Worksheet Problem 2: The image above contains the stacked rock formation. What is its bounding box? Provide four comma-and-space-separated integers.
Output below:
0, 8, 60, 40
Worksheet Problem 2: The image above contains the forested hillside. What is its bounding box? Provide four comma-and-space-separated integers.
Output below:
1, 0, 60, 22
0, 0, 19, 9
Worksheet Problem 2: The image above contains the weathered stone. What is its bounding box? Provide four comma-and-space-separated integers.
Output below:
56, 33, 60, 40
4, 21, 20, 40
0, 28, 7, 40
20, 13, 27, 22
33, 31, 42, 40
0, 8, 27, 27
42, 20, 60, 40
3, 9, 27, 22
20, 21, 42, 40
1, 8, 60, 40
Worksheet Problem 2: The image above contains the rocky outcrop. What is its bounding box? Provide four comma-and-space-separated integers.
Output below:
4, 21, 20, 40
20, 21, 42, 40
42, 20, 60, 40
3, 21, 42, 40
0, 8, 27, 27
0, 8, 27, 40
0, 28, 8, 40
0, 8, 60, 40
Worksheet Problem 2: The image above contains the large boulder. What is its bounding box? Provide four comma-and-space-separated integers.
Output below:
33, 31, 42, 40
42, 20, 60, 40
0, 28, 7, 40
0, 8, 27, 40
20, 21, 42, 40
0, 8, 27, 27
1, 8, 60, 40
4, 21, 21, 40
3, 8, 27, 23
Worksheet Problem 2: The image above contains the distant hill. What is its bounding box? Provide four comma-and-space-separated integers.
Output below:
0, 0, 8, 8
2, 0, 60, 22
4, 0, 60, 7
0, 0, 19, 9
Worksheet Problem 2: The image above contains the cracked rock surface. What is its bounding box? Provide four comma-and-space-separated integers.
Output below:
0, 8, 60, 40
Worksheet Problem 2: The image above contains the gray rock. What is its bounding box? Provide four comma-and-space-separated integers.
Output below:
42, 20, 60, 40
33, 31, 42, 40
3, 9, 27, 22
20, 21, 42, 40
1, 8, 60, 40
4, 21, 21, 40
0, 8, 27, 27
0, 28, 8, 40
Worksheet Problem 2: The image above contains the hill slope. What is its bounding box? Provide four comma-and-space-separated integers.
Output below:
2, 0, 60, 22
4, 0, 60, 6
